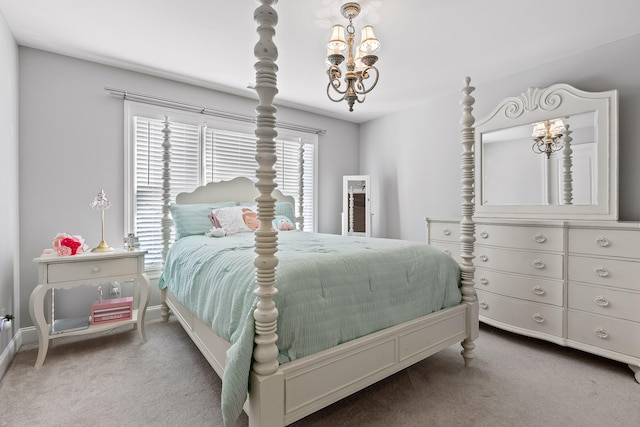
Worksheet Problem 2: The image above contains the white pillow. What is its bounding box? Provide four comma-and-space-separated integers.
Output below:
210, 206, 259, 235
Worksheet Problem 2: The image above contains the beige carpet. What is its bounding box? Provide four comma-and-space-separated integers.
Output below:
1, 319, 639, 427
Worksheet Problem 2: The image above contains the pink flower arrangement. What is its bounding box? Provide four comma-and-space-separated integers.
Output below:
43, 233, 88, 256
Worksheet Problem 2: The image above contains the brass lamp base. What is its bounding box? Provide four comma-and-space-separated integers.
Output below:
91, 240, 114, 252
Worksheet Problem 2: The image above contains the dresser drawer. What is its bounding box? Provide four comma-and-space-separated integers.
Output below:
476, 268, 563, 306
568, 282, 640, 322
568, 255, 640, 291
477, 290, 563, 337
47, 257, 138, 283
476, 224, 563, 252
428, 221, 459, 244
476, 246, 563, 279
569, 227, 640, 259
568, 310, 640, 357
429, 241, 462, 264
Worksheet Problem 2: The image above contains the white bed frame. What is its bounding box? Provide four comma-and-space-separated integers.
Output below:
160, 1, 478, 425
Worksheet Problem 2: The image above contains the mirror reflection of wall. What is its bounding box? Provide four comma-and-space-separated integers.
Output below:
342, 175, 371, 237
481, 111, 596, 206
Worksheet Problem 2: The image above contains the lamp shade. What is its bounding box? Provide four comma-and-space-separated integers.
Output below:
359, 25, 380, 53
327, 25, 347, 53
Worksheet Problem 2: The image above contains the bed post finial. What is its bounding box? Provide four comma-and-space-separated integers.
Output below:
252, 0, 280, 377
459, 77, 478, 367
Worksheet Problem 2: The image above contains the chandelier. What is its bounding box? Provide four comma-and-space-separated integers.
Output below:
326, 2, 380, 112
531, 118, 566, 158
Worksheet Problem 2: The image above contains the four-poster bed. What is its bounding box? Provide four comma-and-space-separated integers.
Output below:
159, 1, 478, 426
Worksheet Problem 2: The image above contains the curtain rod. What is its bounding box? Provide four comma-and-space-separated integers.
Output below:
105, 87, 327, 135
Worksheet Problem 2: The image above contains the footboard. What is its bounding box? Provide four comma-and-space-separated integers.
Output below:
247, 302, 475, 426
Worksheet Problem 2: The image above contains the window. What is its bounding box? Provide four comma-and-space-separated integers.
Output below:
125, 102, 317, 272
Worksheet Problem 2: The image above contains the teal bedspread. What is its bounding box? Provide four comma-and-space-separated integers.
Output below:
159, 232, 461, 426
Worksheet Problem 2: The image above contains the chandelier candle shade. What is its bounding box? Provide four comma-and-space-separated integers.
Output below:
326, 2, 380, 112
90, 189, 114, 252
532, 118, 566, 158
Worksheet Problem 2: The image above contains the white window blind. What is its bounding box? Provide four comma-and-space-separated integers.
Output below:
127, 106, 316, 272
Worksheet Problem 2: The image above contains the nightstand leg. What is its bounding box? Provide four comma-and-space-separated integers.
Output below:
28, 285, 50, 368
136, 273, 150, 343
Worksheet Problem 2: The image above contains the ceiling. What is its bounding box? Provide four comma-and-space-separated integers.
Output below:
1, 0, 640, 124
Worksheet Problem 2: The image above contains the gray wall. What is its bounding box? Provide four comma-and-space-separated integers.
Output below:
0, 12, 19, 361
361, 34, 640, 242
18, 47, 359, 327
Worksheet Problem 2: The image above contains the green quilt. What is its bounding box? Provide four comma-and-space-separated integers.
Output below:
159, 231, 461, 426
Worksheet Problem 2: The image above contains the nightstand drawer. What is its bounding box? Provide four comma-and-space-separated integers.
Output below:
47, 257, 138, 283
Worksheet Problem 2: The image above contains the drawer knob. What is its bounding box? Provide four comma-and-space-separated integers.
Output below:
443, 249, 452, 255
533, 234, 547, 243
532, 313, 545, 323
532, 286, 546, 296
595, 237, 610, 248
479, 254, 488, 262
532, 259, 545, 269
479, 277, 489, 285
594, 266, 609, 277
479, 301, 489, 310
594, 328, 609, 339
595, 296, 610, 307
92, 266, 100, 273
480, 231, 489, 239
442, 228, 451, 236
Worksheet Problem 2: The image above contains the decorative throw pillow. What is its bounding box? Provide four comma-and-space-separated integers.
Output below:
170, 201, 235, 239
274, 215, 295, 231
275, 201, 296, 225
210, 206, 259, 235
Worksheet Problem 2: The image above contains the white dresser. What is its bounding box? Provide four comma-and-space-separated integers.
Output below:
426, 218, 640, 382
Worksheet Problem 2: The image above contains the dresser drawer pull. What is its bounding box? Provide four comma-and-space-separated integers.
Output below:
595, 296, 610, 307
594, 328, 609, 339
533, 234, 547, 243
480, 231, 489, 239
532, 313, 545, 323
479, 301, 489, 309
92, 266, 100, 273
532, 286, 546, 296
442, 228, 451, 236
479, 254, 488, 262
532, 259, 545, 269
594, 266, 609, 277
479, 277, 489, 285
443, 249, 452, 255
595, 237, 610, 248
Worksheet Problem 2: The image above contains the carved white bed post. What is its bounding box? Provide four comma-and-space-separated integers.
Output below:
249, 0, 285, 425
459, 77, 478, 367
297, 141, 305, 231
160, 116, 172, 322
562, 124, 574, 205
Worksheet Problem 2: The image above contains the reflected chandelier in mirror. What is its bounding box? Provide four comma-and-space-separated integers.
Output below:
475, 83, 618, 220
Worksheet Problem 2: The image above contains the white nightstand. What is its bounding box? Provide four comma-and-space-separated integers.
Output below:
30, 250, 150, 368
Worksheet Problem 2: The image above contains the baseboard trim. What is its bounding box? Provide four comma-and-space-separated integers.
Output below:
0, 330, 22, 380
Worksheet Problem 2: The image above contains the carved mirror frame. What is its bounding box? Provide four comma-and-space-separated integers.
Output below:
475, 83, 618, 220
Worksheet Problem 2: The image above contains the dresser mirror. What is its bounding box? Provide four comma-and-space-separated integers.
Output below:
475, 83, 618, 220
